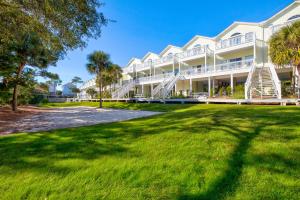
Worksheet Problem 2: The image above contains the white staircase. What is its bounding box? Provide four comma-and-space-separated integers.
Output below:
112, 80, 136, 99
245, 65, 281, 99
152, 75, 174, 98
153, 73, 185, 99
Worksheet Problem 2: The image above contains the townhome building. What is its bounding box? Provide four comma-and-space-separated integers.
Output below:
80, 0, 300, 100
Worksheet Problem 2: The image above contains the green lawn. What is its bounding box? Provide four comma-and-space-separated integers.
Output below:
0, 103, 299, 200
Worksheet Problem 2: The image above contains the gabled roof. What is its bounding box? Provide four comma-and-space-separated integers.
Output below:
159, 45, 182, 56
141, 52, 159, 62
215, 21, 260, 39
182, 35, 214, 49
263, 0, 300, 25
126, 58, 141, 67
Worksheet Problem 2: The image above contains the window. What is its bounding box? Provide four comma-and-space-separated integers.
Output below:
245, 32, 254, 42
230, 58, 242, 63
245, 55, 253, 60
194, 44, 201, 48
231, 32, 241, 37
288, 15, 300, 21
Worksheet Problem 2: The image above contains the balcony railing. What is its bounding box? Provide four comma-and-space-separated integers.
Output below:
271, 18, 300, 34
215, 59, 253, 72
137, 72, 173, 84
181, 59, 253, 77
216, 32, 254, 50
177, 46, 206, 59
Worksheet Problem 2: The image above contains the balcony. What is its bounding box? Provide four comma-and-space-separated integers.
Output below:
177, 46, 206, 60
181, 59, 253, 77
216, 32, 254, 50
137, 72, 173, 84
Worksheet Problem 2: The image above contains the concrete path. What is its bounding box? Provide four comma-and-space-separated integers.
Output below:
6, 107, 161, 134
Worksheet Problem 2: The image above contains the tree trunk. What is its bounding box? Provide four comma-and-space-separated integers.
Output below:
99, 76, 103, 109
12, 63, 25, 111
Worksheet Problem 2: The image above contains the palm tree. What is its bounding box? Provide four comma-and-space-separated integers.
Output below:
269, 21, 300, 95
86, 51, 111, 108
109, 64, 123, 92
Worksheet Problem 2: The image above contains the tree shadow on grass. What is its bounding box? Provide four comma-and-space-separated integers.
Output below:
176, 106, 300, 200
0, 104, 299, 198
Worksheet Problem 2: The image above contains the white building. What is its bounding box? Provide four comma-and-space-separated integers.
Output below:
81, 0, 300, 100
62, 83, 76, 97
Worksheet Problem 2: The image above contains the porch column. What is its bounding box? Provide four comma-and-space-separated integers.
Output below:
142, 84, 144, 96
151, 84, 154, 98
189, 78, 192, 96
230, 74, 234, 96
208, 77, 211, 97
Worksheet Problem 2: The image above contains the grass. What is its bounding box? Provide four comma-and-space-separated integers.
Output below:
40, 101, 192, 112
0, 103, 299, 200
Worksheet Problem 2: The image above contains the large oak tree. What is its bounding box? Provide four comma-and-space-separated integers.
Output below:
0, 0, 107, 111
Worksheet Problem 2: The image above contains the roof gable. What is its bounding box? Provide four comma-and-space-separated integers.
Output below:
159, 45, 182, 57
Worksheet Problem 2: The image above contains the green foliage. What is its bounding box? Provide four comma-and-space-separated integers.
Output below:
269, 21, 300, 94
86, 88, 97, 99
233, 85, 245, 99
219, 87, 225, 97
226, 86, 232, 96
1, 103, 299, 199
0, 0, 107, 54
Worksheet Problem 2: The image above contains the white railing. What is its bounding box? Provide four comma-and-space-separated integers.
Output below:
215, 59, 253, 72
244, 64, 257, 99
216, 32, 254, 50
268, 65, 281, 99
177, 46, 206, 59
137, 72, 173, 84
271, 18, 300, 34
181, 59, 253, 78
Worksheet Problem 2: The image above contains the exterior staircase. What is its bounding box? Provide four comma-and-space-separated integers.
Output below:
112, 80, 136, 99
153, 72, 185, 99
152, 75, 174, 98
245, 65, 281, 99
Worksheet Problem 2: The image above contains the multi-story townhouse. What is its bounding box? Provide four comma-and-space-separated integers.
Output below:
80, 0, 300, 100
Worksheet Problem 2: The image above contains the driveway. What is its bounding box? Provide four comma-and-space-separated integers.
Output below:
1, 107, 161, 134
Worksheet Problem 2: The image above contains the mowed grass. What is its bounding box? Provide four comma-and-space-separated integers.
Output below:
0, 103, 300, 200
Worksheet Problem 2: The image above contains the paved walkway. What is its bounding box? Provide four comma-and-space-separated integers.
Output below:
3, 107, 161, 134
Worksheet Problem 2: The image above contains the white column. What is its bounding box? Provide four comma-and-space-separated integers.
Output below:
205, 52, 207, 72
151, 84, 153, 98
142, 84, 144, 96
208, 77, 211, 97
254, 33, 257, 65
230, 74, 234, 96
214, 51, 216, 72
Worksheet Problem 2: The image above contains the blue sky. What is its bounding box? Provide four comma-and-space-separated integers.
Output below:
47, 0, 293, 85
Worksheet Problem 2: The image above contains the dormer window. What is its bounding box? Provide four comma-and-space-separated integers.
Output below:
288, 15, 300, 21
194, 44, 201, 48
231, 32, 241, 37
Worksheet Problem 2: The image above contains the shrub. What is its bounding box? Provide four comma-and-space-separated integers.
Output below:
233, 85, 245, 99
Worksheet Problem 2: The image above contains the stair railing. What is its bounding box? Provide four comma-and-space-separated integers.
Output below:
244, 63, 256, 99
268, 64, 282, 99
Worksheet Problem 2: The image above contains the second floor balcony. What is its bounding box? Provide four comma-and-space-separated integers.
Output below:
216, 32, 254, 50
135, 59, 254, 84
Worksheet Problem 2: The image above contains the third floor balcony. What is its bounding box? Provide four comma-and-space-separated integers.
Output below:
216, 32, 255, 51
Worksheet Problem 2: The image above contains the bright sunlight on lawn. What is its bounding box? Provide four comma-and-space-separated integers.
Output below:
0, 103, 299, 199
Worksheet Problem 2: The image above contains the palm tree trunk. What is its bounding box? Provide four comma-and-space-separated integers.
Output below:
12, 63, 25, 111
99, 78, 103, 108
